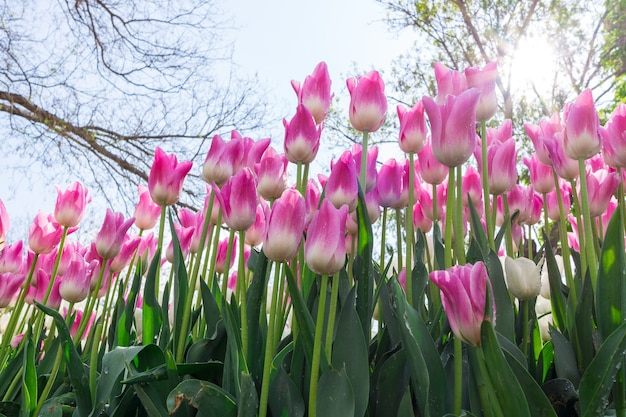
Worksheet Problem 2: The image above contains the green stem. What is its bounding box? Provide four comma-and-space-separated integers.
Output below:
577, 158, 598, 288
380, 207, 387, 273
89, 322, 104, 403
406, 152, 416, 306
155, 205, 167, 295
309, 274, 329, 417
444, 167, 455, 269
33, 346, 64, 416
521, 299, 529, 357
454, 337, 463, 415
480, 119, 494, 248
502, 194, 514, 257
359, 130, 370, 192
220, 229, 236, 305
473, 345, 506, 417
74, 260, 108, 345
259, 262, 282, 417
454, 165, 466, 265
553, 170, 575, 302
238, 230, 249, 360
395, 208, 403, 272
570, 178, 588, 277
0, 252, 40, 369
324, 272, 340, 359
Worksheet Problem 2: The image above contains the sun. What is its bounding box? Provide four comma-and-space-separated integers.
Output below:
509, 35, 558, 96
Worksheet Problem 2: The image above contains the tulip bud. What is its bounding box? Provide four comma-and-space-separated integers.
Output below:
429, 262, 494, 346
134, 184, 161, 230
94, 209, 135, 260
148, 147, 193, 206
54, 182, 90, 227
397, 102, 427, 154
28, 211, 63, 255
292, 61, 333, 124
0, 199, 8, 251
305, 199, 348, 275
216, 168, 258, 232
504, 256, 541, 301
563, 89, 601, 160
465, 62, 498, 121
346, 70, 387, 133
326, 150, 358, 212
59, 253, 91, 303
263, 189, 305, 262
283, 104, 322, 164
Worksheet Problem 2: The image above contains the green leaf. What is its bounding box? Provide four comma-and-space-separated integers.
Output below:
371, 348, 409, 417
483, 250, 515, 341
579, 321, 626, 417
549, 326, 580, 387
199, 279, 222, 340
573, 276, 594, 369
118, 257, 143, 347
237, 372, 259, 417
21, 336, 37, 417
502, 349, 558, 417
543, 232, 567, 333
222, 300, 247, 397
170, 212, 189, 357
284, 266, 327, 369
36, 302, 93, 415
389, 278, 447, 416
397, 386, 416, 417
91, 344, 165, 416
331, 289, 369, 417
479, 321, 531, 417
167, 379, 237, 417
269, 366, 305, 417
596, 208, 626, 341
143, 247, 163, 345
245, 248, 269, 377
316, 367, 355, 417
355, 183, 374, 343
0, 350, 23, 401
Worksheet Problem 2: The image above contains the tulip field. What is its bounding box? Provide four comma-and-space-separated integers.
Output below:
1, 60, 626, 416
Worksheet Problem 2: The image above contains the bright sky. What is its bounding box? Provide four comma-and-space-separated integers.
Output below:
223, 0, 413, 122
1, 0, 414, 240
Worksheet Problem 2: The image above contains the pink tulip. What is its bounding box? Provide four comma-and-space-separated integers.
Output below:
465, 62, 498, 121
563, 89, 601, 160
66, 309, 94, 340
305, 199, 348, 275
364, 189, 381, 224
202, 135, 243, 187
346, 70, 388, 133
237, 134, 272, 171
0, 272, 23, 308
376, 158, 404, 208
110, 236, 142, 273
134, 184, 161, 230
397, 101, 427, 153
54, 182, 90, 228
429, 261, 495, 346
137, 233, 157, 269
59, 253, 91, 303
263, 189, 306, 262
413, 201, 433, 233
544, 132, 579, 180
567, 215, 581, 253
0, 240, 23, 274
94, 209, 135, 260
0, 199, 8, 250
245, 199, 269, 247
351, 144, 378, 193
524, 113, 563, 166
585, 168, 620, 217
546, 181, 572, 221
523, 193, 544, 226
305, 179, 322, 227
326, 150, 359, 212
216, 167, 258, 232
166, 224, 194, 263
215, 235, 236, 274
422, 88, 481, 167
602, 103, 626, 168
255, 146, 289, 200
178, 208, 203, 253
417, 139, 448, 185
292, 61, 333, 125
28, 269, 62, 310
461, 166, 483, 213
28, 211, 64, 255
507, 185, 534, 224
523, 155, 555, 194
598, 198, 618, 238
487, 138, 518, 195
148, 147, 193, 206
433, 62, 468, 104
283, 104, 322, 164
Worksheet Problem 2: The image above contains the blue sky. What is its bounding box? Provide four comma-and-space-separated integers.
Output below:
1, 0, 414, 240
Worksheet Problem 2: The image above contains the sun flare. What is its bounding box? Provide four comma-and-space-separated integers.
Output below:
510, 35, 558, 95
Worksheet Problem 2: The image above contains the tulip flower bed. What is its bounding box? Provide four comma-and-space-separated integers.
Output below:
2, 60, 626, 417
